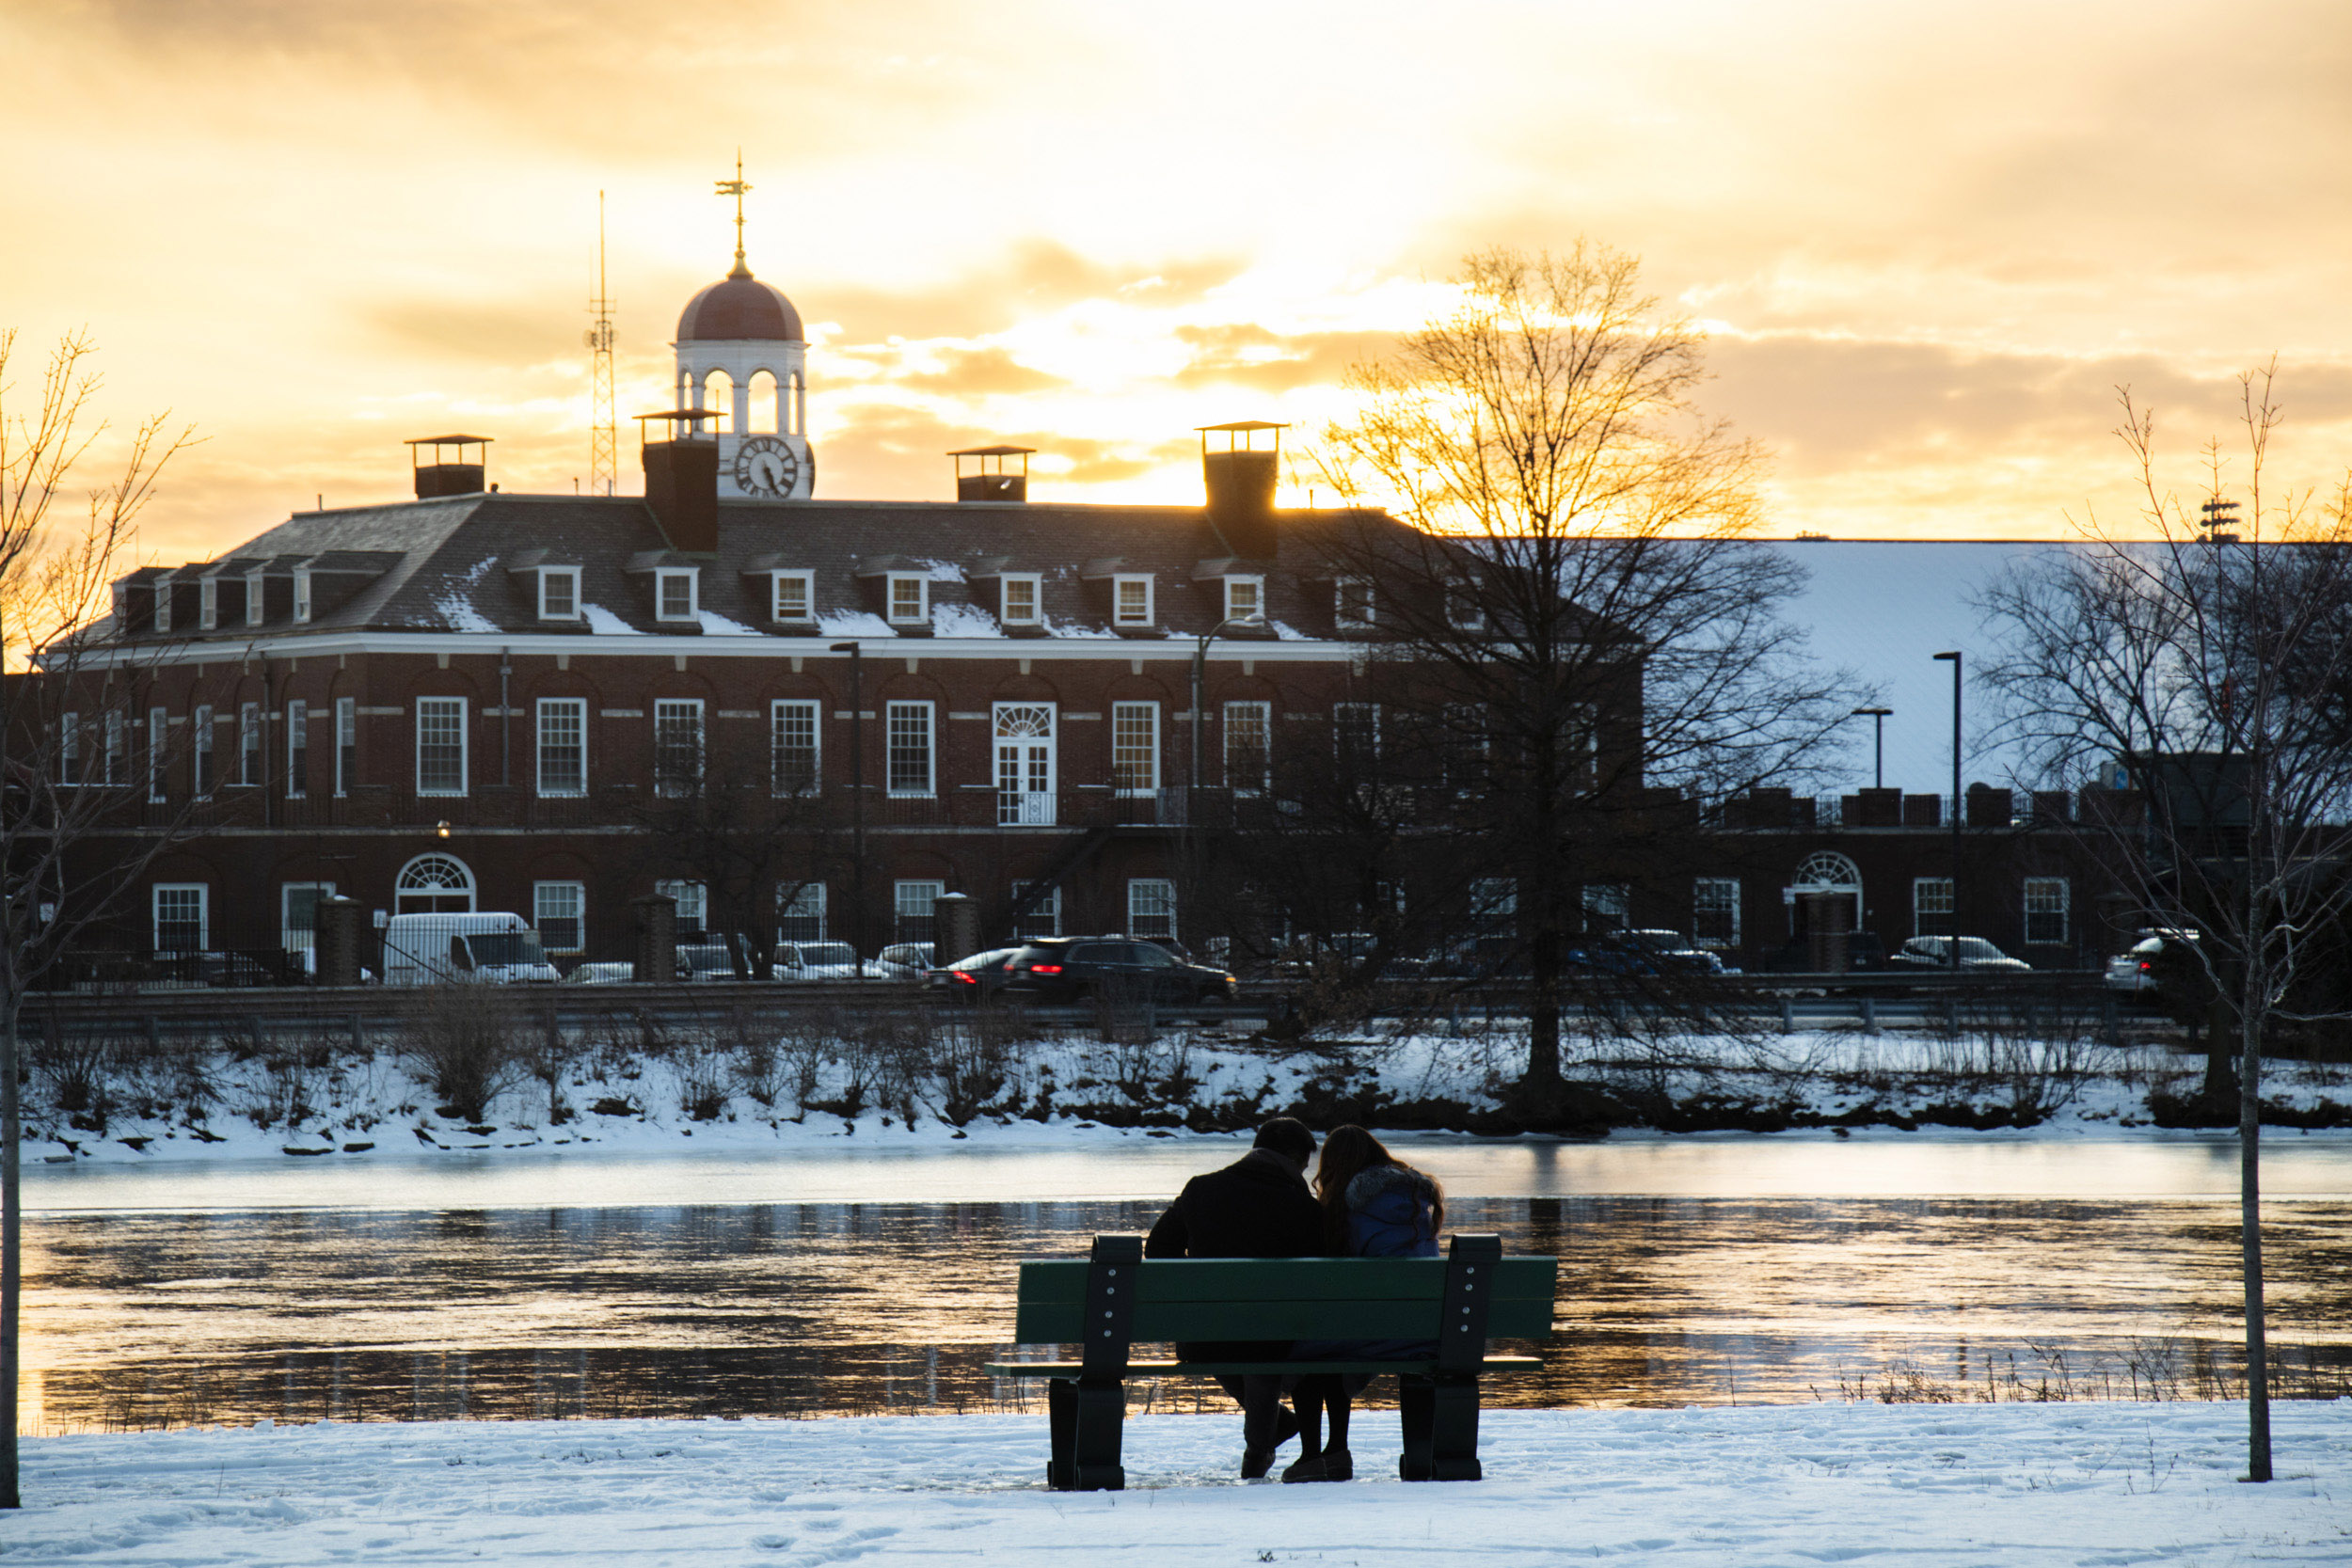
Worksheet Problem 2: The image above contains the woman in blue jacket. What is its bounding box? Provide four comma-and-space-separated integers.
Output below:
1283, 1124, 1443, 1482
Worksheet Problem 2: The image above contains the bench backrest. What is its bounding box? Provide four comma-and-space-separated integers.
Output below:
1014, 1246, 1556, 1346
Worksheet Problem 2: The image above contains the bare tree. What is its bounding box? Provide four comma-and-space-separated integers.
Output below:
0, 328, 197, 1507
1979, 364, 2352, 1482
1311, 245, 1862, 1102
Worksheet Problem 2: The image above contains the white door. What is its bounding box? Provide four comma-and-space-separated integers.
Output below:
994, 703, 1056, 826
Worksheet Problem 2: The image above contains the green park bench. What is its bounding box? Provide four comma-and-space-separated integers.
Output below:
986, 1233, 1558, 1490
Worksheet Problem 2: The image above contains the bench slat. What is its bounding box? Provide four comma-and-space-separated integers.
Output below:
1017, 1298, 1553, 1343
986, 1356, 1544, 1378
1014, 1256, 1554, 1305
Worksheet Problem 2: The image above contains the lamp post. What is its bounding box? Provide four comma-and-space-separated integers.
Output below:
1851, 706, 1892, 791
1931, 652, 1962, 974
1190, 618, 1247, 798
829, 641, 866, 960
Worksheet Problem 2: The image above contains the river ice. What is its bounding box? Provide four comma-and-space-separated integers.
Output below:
10, 1401, 2349, 1565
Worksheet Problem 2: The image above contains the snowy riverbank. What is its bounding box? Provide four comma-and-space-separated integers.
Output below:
13, 1402, 2351, 1565
26, 1021, 2352, 1169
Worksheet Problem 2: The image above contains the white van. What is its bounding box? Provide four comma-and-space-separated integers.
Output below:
381, 912, 562, 987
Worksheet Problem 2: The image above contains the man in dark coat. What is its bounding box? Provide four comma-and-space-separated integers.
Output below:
1144, 1117, 1321, 1477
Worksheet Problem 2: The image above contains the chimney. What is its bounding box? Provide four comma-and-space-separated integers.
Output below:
1200, 420, 1284, 560
637, 409, 721, 552
406, 434, 492, 499
951, 444, 1033, 502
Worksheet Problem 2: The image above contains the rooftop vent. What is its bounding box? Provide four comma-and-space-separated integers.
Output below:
1200, 421, 1284, 560
407, 434, 493, 499
637, 409, 722, 553
950, 444, 1034, 502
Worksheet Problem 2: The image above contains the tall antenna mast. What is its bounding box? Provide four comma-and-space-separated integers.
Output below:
716, 150, 753, 277
585, 190, 617, 498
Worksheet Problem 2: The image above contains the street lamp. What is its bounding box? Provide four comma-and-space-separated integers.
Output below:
1851, 706, 1892, 791
1190, 618, 1249, 797
1931, 652, 1962, 974
829, 641, 866, 959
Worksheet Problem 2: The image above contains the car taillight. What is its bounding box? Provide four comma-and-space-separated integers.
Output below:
953, 971, 977, 985
1030, 963, 1063, 974
2138, 960, 2153, 973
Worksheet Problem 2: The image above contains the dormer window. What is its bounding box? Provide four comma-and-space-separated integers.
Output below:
199, 579, 218, 630
538, 567, 580, 621
1445, 578, 1486, 631
1113, 575, 1154, 626
771, 570, 814, 622
294, 569, 311, 623
155, 586, 172, 634
657, 568, 698, 622
887, 574, 930, 625
1000, 575, 1041, 626
1336, 577, 1375, 628
246, 571, 266, 626
1224, 576, 1263, 623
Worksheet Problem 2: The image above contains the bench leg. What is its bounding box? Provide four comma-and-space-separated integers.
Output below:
1398, 1372, 1482, 1481
1046, 1377, 1126, 1491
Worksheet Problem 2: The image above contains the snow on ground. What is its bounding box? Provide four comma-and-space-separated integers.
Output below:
12, 1402, 2350, 1565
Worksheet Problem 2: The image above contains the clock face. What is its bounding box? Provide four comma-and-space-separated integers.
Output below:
733, 436, 801, 498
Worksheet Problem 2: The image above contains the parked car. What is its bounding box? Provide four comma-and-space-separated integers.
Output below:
675, 942, 748, 981
155, 950, 285, 989
1891, 935, 2031, 973
1268, 932, 1429, 982
1567, 928, 1732, 978
381, 913, 561, 986
2105, 929, 2201, 992
923, 946, 1028, 1000
999, 937, 1238, 1005
561, 960, 636, 985
773, 941, 864, 981
1763, 932, 1890, 974
868, 942, 934, 980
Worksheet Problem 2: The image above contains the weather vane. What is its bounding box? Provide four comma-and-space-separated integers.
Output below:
716, 150, 752, 275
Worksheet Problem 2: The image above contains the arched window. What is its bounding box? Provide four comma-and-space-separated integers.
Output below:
395, 853, 476, 914
676, 368, 694, 409
1787, 850, 1861, 939
1792, 851, 1861, 888
701, 369, 734, 435
747, 370, 780, 435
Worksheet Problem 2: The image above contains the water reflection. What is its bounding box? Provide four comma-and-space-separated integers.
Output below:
24, 1196, 2352, 1433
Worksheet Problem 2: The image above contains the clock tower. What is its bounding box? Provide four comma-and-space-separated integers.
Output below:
672, 159, 815, 500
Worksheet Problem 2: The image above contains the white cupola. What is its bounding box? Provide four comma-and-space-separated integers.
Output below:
673, 162, 814, 501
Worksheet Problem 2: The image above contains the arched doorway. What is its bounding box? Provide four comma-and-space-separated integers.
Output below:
1785, 850, 1861, 938
395, 853, 476, 914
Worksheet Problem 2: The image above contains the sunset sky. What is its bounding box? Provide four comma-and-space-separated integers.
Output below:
7, 0, 2351, 567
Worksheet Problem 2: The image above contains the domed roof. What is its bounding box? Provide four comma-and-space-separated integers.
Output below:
675, 260, 803, 343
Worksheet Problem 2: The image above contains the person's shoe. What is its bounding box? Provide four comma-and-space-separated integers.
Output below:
1241, 1445, 1278, 1480
1281, 1449, 1354, 1482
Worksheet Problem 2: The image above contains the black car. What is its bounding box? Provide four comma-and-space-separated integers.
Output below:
922, 946, 1026, 1001
1763, 932, 1890, 974
999, 937, 1238, 1004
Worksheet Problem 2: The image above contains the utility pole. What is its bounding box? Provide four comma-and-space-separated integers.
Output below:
1932, 652, 1962, 972
1851, 706, 1891, 791
831, 641, 866, 958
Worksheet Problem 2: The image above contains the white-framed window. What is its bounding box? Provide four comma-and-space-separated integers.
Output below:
1334, 702, 1380, 772
280, 881, 333, 962
771, 698, 819, 795
1693, 878, 1740, 948
537, 698, 586, 797
1014, 883, 1061, 940
237, 702, 261, 786
1223, 576, 1263, 623
777, 881, 826, 943
653, 699, 704, 797
246, 571, 266, 626
193, 705, 215, 797
416, 696, 468, 796
1470, 879, 1518, 941
103, 709, 125, 786
1112, 701, 1158, 796
887, 574, 930, 625
146, 707, 167, 802
334, 696, 356, 797
153, 585, 172, 633
293, 569, 311, 624
2024, 878, 2070, 945
199, 578, 218, 630
285, 700, 307, 798
1336, 577, 1375, 627
1913, 877, 1954, 938
154, 883, 208, 954
534, 881, 586, 954
1223, 700, 1270, 794
1581, 882, 1629, 935
539, 567, 580, 621
894, 879, 943, 943
655, 879, 708, 938
657, 568, 697, 622
1445, 578, 1486, 631
1113, 575, 1154, 626
999, 575, 1041, 626
1127, 879, 1177, 942
56, 712, 80, 786
886, 701, 934, 796
771, 570, 814, 622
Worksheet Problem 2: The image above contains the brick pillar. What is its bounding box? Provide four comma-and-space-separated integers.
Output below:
631, 895, 677, 983
934, 892, 978, 966
316, 896, 366, 988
